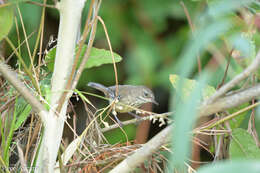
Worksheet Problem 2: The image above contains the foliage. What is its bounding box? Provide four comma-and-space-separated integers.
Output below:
0, 0, 260, 172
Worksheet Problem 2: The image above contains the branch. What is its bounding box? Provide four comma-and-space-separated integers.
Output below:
36, 0, 86, 172
200, 84, 260, 116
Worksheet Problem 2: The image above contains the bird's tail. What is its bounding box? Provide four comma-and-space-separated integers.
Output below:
87, 82, 109, 95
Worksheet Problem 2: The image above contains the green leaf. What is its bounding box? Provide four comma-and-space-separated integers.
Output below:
39, 75, 52, 110
103, 124, 136, 144
169, 74, 216, 101
45, 45, 122, 71
229, 128, 260, 159
84, 47, 122, 68
0, 5, 14, 41
14, 97, 32, 130
169, 73, 210, 171
197, 160, 260, 173
14, 104, 31, 130
228, 103, 249, 129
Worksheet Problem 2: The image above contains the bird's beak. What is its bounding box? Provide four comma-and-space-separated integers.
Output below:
151, 99, 159, 105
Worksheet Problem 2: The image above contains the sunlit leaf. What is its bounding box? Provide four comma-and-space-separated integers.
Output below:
169, 74, 216, 101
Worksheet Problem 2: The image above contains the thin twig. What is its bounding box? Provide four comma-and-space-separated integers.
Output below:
72, 0, 102, 89
17, 5, 40, 91
0, 96, 16, 113
4, 37, 41, 94
97, 16, 119, 96
217, 49, 233, 89
27, 1, 57, 9
5, 31, 36, 64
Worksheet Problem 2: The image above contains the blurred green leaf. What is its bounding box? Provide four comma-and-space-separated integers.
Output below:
9, 0, 29, 3
125, 41, 160, 85
208, 0, 253, 18
248, 1, 260, 13
197, 160, 260, 173
229, 32, 256, 71
45, 46, 122, 71
0, 5, 14, 41
169, 73, 209, 172
229, 128, 260, 159
174, 19, 232, 77
169, 74, 216, 101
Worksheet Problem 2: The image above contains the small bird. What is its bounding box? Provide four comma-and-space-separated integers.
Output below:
88, 82, 158, 126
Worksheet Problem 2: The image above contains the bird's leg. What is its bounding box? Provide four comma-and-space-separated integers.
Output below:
112, 109, 123, 127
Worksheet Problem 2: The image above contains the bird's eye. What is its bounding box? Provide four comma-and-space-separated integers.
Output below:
144, 91, 149, 97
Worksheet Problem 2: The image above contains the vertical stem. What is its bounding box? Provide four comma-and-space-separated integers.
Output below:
35, 0, 86, 172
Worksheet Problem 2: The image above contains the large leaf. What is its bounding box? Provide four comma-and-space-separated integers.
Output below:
0, 5, 14, 41
229, 128, 260, 159
45, 45, 122, 71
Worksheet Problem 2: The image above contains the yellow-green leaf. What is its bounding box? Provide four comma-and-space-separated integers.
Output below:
169, 74, 216, 101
